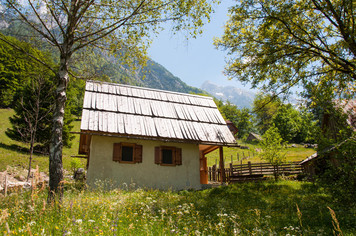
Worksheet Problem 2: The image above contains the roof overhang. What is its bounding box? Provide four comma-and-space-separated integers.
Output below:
74, 130, 239, 154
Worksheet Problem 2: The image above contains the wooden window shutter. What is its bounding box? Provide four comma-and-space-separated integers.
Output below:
134, 144, 143, 163
175, 148, 182, 165
113, 143, 121, 162
155, 146, 161, 164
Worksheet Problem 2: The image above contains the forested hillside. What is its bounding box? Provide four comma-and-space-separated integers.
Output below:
1, 22, 205, 96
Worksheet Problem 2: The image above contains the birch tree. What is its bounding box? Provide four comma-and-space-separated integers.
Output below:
0, 0, 217, 202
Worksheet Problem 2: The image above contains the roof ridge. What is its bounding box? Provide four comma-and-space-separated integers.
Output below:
87, 80, 213, 100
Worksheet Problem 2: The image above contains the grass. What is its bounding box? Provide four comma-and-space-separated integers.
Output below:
0, 179, 355, 235
206, 141, 316, 167
0, 109, 86, 174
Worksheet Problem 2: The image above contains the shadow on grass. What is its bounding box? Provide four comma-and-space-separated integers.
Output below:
0, 142, 49, 156
0, 142, 29, 154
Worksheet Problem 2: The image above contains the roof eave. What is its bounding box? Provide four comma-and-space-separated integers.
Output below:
73, 130, 239, 147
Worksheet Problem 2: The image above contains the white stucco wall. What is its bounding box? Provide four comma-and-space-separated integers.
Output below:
87, 135, 202, 190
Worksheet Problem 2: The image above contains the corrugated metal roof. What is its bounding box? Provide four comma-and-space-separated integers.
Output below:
80, 81, 237, 145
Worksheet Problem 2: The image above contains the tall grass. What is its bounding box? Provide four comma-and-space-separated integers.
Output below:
1, 180, 355, 235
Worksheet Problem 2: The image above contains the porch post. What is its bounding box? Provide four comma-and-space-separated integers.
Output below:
219, 146, 226, 183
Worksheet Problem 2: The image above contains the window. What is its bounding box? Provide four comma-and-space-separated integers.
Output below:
113, 143, 142, 164
121, 145, 134, 162
155, 146, 182, 166
162, 148, 173, 164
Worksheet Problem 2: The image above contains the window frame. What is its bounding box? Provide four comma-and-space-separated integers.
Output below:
155, 146, 182, 166
113, 142, 142, 164
160, 146, 176, 166
119, 143, 136, 164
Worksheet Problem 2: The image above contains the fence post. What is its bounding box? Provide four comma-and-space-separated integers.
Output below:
219, 147, 226, 183
212, 165, 216, 181
217, 168, 220, 182
230, 163, 233, 178
248, 161, 252, 175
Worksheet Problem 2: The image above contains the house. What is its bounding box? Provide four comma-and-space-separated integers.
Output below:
246, 132, 262, 142
78, 81, 238, 190
226, 120, 238, 136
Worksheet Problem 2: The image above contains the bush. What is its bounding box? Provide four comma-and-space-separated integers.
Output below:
317, 135, 356, 206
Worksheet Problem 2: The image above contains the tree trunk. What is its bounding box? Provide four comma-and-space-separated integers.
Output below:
48, 54, 70, 203
27, 142, 33, 181
273, 165, 279, 181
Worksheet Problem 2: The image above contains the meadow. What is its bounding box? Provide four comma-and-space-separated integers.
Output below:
1, 108, 355, 235
1, 179, 355, 235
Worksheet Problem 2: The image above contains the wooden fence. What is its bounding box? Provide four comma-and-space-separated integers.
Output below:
208, 161, 303, 183
208, 165, 230, 182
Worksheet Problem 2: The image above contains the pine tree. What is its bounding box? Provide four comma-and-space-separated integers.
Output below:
6, 75, 74, 179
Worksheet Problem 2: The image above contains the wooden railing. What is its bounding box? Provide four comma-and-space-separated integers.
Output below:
208, 165, 230, 182
208, 161, 303, 183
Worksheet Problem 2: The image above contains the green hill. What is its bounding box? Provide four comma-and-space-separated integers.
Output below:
0, 109, 84, 173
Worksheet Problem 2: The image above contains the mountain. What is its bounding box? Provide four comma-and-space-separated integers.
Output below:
107, 58, 206, 95
201, 81, 256, 109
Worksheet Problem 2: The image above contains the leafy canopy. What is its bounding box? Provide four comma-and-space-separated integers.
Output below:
215, 0, 356, 95
252, 93, 281, 134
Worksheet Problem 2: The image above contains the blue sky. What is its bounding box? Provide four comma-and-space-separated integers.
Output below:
148, 1, 254, 91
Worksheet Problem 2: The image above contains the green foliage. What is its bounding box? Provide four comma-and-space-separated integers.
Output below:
5, 77, 55, 149
215, 0, 356, 96
70, 158, 82, 175
272, 104, 302, 143
0, 35, 47, 108
235, 108, 255, 140
215, 100, 255, 139
5, 76, 74, 150
253, 93, 281, 134
296, 109, 319, 143
252, 93, 318, 144
259, 125, 286, 179
66, 78, 86, 118
315, 101, 356, 206
317, 134, 356, 206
